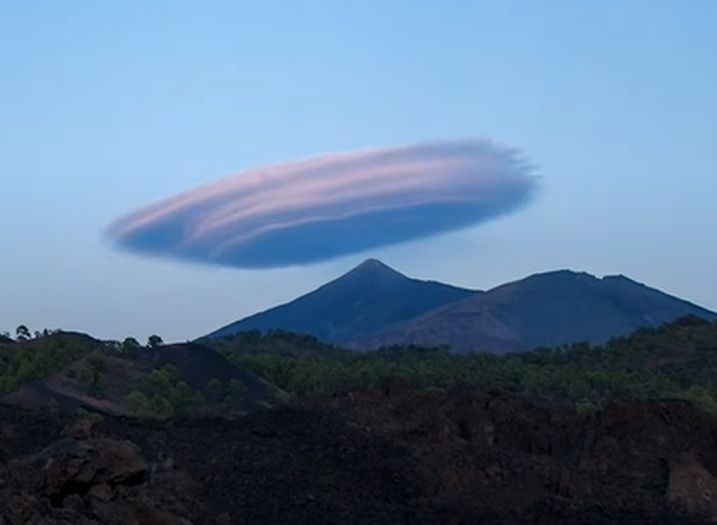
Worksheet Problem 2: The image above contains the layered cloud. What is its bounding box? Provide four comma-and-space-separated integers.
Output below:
108, 140, 538, 268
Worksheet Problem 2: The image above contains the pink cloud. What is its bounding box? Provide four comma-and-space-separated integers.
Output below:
108, 139, 537, 268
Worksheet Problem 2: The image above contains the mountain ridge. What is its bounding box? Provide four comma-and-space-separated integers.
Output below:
362, 268, 716, 352
208, 258, 477, 343
207, 260, 716, 352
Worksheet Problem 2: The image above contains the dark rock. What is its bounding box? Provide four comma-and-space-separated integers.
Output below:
1, 389, 717, 524
0, 431, 197, 524
61, 418, 95, 441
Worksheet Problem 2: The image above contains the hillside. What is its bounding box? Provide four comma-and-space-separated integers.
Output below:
210, 316, 717, 413
6, 317, 717, 417
360, 269, 717, 352
2, 338, 278, 418
208, 258, 475, 343
0, 331, 103, 395
3, 320, 717, 522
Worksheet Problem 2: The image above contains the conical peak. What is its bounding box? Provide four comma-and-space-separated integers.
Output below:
346, 258, 405, 279
357, 258, 390, 270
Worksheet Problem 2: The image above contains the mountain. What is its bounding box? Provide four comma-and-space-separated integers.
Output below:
208, 261, 716, 353
207, 258, 476, 344
364, 270, 717, 352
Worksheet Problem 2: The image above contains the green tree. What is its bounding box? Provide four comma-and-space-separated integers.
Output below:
147, 394, 175, 419
575, 399, 599, 413
126, 391, 152, 417
121, 337, 142, 355
15, 325, 30, 342
87, 350, 106, 373
78, 351, 108, 397
224, 379, 248, 409
677, 386, 717, 414
207, 378, 224, 403
147, 334, 164, 348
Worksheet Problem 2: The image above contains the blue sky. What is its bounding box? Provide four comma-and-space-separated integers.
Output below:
1, 1, 715, 341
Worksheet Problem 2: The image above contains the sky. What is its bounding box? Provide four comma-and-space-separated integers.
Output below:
1, 1, 715, 342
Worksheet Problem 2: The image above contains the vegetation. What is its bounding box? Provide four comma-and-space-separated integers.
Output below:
126, 364, 206, 419
120, 337, 143, 355
124, 364, 249, 419
3, 316, 717, 417
73, 406, 105, 424
0, 328, 167, 397
206, 377, 249, 410
74, 350, 109, 396
0, 331, 100, 395
15, 325, 31, 341
0, 327, 255, 419
204, 329, 342, 357
147, 334, 164, 348
210, 316, 717, 413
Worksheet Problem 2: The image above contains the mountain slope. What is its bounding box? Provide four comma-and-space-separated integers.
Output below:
364, 270, 717, 352
207, 258, 476, 343
3, 342, 278, 416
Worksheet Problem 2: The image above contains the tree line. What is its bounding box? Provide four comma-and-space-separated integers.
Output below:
3, 316, 717, 416
208, 316, 717, 413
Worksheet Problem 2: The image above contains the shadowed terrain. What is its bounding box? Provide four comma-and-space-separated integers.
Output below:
209, 258, 475, 343
209, 260, 716, 352
368, 269, 717, 352
2, 336, 277, 417
2, 386, 717, 524
1, 318, 717, 523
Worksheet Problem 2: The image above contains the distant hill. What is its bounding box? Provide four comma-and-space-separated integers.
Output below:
0, 331, 103, 395
2, 340, 278, 417
207, 258, 475, 343
364, 270, 717, 352
207, 261, 716, 353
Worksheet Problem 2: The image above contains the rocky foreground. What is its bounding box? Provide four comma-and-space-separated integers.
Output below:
2, 384, 717, 524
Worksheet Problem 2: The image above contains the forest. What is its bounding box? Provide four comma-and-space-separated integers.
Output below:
2, 315, 717, 416
206, 315, 717, 413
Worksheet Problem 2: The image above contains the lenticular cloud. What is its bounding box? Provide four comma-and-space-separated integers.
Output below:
108, 140, 537, 268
